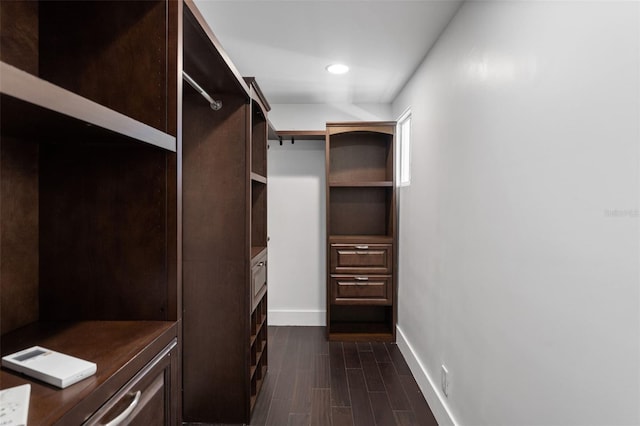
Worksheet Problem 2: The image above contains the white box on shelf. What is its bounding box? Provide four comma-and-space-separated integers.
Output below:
2, 346, 96, 389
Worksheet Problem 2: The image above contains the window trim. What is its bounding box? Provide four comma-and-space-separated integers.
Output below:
397, 108, 411, 187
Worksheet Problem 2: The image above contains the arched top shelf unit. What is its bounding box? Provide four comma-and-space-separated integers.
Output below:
327, 121, 396, 136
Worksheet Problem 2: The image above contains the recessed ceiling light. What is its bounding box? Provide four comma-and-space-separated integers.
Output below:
326, 64, 349, 75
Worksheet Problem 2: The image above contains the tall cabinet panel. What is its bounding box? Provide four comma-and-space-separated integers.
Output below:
0, 1, 180, 424
326, 122, 397, 341
181, 3, 269, 423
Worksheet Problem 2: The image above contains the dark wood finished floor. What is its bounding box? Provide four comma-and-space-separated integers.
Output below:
249, 326, 438, 426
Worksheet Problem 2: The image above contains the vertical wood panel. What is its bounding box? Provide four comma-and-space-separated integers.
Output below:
39, 142, 168, 321
0, 0, 38, 74
39, 1, 168, 132
181, 88, 249, 422
0, 138, 38, 334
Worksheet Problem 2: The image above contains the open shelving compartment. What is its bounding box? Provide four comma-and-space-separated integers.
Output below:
0, 1, 180, 424
326, 122, 397, 342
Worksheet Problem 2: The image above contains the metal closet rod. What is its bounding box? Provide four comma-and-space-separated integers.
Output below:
182, 71, 222, 111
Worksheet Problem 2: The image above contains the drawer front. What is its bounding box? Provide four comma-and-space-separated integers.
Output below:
84, 340, 177, 426
330, 243, 392, 274
331, 275, 392, 305
251, 251, 267, 311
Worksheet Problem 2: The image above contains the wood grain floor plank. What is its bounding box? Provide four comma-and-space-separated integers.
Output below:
372, 342, 392, 363
399, 375, 437, 426
288, 413, 311, 426
273, 357, 298, 401
369, 391, 397, 426
310, 388, 331, 426
346, 368, 375, 426
291, 370, 313, 414
329, 342, 351, 407
343, 342, 361, 369
331, 407, 354, 426
294, 327, 316, 371
359, 351, 386, 392
331, 407, 353, 426
251, 371, 277, 425
384, 343, 412, 376
357, 342, 372, 352
378, 362, 411, 411
269, 326, 291, 373
393, 410, 419, 426
266, 397, 293, 426
313, 354, 330, 388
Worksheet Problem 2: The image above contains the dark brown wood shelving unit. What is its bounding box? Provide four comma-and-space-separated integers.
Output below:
325, 122, 398, 342
181, 2, 270, 423
1, 1, 180, 424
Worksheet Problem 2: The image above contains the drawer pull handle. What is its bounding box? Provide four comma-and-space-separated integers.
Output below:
355, 276, 369, 281
355, 245, 369, 250
105, 390, 141, 426
258, 262, 265, 267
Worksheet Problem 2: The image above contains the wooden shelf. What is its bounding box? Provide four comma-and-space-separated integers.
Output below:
329, 181, 393, 187
276, 130, 326, 141
328, 322, 394, 342
1, 321, 177, 426
251, 172, 267, 184
250, 312, 267, 347
251, 246, 267, 261
0, 62, 176, 152
250, 347, 267, 379
250, 363, 268, 411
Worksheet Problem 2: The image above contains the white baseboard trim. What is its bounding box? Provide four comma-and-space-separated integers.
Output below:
396, 325, 459, 426
268, 309, 326, 326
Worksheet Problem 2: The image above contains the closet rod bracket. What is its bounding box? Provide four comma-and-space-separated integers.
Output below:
183, 71, 222, 111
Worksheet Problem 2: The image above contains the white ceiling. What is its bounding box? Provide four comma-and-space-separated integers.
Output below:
194, 0, 463, 105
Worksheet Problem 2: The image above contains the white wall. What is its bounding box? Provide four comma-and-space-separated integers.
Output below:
269, 103, 392, 130
267, 103, 391, 325
267, 140, 326, 325
392, 1, 640, 425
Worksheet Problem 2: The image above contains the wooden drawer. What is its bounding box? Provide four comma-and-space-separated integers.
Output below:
251, 250, 267, 312
330, 275, 392, 305
330, 243, 392, 274
84, 339, 177, 426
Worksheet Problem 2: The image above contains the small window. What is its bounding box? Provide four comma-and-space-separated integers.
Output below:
397, 109, 411, 186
